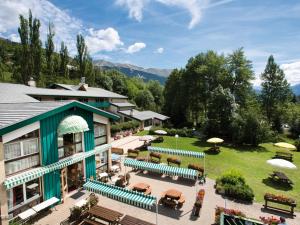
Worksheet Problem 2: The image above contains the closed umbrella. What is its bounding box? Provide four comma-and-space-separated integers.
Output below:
266, 159, 297, 169
139, 135, 155, 141
274, 142, 296, 150
154, 130, 167, 135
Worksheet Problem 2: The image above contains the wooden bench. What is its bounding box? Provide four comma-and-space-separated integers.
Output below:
274, 151, 293, 161
111, 147, 124, 155
83, 218, 105, 225
149, 152, 162, 164
264, 194, 296, 216
127, 149, 139, 159
188, 163, 204, 175
167, 157, 181, 167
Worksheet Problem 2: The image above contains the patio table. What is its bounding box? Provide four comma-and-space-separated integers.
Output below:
165, 189, 182, 200
120, 215, 155, 225
270, 171, 293, 185
88, 205, 123, 224
133, 182, 150, 192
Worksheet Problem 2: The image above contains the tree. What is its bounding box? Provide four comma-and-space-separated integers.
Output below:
205, 85, 237, 137
59, 42, 69, 78
108, 70, 128, 95
134, 89, 155, 110
147, 80, 164, 112
225, 48, 254, 106
45, 23, 55, 84
163, 69, 186, 126
261, 55, 292, 130
17, 10, 42, 84
75, 34, 88, 78
95, 69, 113, 91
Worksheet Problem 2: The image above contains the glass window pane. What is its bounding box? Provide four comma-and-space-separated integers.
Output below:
76, 143, 82, 153
95, 136, 106, 146
58, 137, 64, 148
74, 133, 82, 142
5, 155, 40, 175
7, 185, 24, 209
26, 179, 40, 200
23, 138, 39, 155
4, 142, 21, 160
94, 124, 106, 137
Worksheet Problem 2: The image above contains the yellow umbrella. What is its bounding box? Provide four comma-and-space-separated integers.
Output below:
207, 138, 224, 144
274, 142, 296, 150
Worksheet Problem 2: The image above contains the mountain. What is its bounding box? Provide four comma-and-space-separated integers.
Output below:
253, 84, 300, 95
292, 84, 300, 95
94, 60, 172, 84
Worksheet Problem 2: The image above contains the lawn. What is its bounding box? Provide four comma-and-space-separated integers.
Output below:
136, 132, 300, 210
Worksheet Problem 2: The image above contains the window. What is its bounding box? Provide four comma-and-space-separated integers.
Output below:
4, 131, 39, 175
96, 150, 108, 169
58, 133, 83, 159
7, 179, 40, 212
94, 123, 107, 147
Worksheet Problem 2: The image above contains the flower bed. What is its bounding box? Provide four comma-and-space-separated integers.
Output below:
259, 216, 280, 225
264, 193, 296, 206
215, 206, 245, 224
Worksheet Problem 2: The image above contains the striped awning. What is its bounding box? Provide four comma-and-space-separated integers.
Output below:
3, 144, 111, 189
83, 180, 156, 210
148, 146, 205, 158
124, 158, 198, 180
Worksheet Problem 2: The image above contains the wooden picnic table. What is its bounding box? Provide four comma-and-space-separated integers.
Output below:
88, 205, 123, 224
165, 189, 182, 200
270, 171, 293, 185
133, 183, 150, 191
120, 215, 155, 225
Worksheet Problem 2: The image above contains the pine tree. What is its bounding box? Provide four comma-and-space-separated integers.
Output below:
75, 34, 88, 78
261, 55, 292, 127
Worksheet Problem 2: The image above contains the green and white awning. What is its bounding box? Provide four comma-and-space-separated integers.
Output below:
148, 146, 205, 158
57, 115, 89, 136
83, 180, 156, 210
3, 144, 111, 189
124, 158, 198, 180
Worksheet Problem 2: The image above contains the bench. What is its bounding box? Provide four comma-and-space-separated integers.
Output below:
127, 149, 139, 159
264, 193, 296, 216
82, 218, 105, 225
111, 147, 124, 155
167, 157, 181, 167
274, 151, 293, 161
149, 152, 162, 164
188, 163, 204, 175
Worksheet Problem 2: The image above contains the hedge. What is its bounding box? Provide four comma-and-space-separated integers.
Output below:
149, 127, 194, 137
111, 121, 140, 135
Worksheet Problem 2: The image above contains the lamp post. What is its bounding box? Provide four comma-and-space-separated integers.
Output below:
175, 134, 179, 149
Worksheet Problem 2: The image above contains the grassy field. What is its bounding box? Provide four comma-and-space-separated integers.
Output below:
136, 132, 300, 210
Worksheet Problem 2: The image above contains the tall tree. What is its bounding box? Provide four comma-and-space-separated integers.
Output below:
225, 48, 254, 106
147, 80, 164, 112
45, 23, 55, 84
17, 10, 42, 84
75, 34, 88, 78
135, 89, 155, 110
261, 55, 292, 128
59, 42, 69, 78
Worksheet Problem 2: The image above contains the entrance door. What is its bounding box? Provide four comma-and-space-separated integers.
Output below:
60, 168, 68, 201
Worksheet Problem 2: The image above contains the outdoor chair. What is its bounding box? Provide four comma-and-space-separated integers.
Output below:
127, 149, 140, 159
149, 152, 162, 164
167, 157, 181, 167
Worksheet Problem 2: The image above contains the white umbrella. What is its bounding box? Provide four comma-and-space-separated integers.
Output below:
139, 135, 155, 141
154, 130, 167, 135
207, 137, 224, 144
274, 142, 296, 150
266, 159, 297, 169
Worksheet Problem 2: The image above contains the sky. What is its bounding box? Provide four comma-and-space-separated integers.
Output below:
0, 0, 300, 86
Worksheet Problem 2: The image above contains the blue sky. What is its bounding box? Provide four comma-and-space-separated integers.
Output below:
0, 0, 300, 85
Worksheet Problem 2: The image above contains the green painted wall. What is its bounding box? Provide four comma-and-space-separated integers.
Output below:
40, 107, 95, 200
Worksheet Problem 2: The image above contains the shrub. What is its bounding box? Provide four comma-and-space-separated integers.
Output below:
216, 169, 254, 202
111, 121, 140, 135
149, 127, 194, 137
295, 140, 300, 152
69, 206, 82, 222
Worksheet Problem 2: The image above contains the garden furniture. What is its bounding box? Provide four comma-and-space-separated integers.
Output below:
32, 197, 59, 212
82, 218, 106, 225
132, 182, 151, 195
127, 149, 140, 159
120, 215, 155, 225
165, 189, 182, 200
269, 171, 293, 185
188, 163, 204, 176
274, 151, 293, 161
149, 152, 162, 164
88, 205, 123, 224
167, 157, 181, 167
264, 193, 296, 216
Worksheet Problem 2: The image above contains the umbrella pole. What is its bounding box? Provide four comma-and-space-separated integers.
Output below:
156, 199, 158, 225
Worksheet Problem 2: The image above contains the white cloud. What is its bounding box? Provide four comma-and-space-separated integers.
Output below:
280, 61, 300, 86
155, 47, 164, 53
125, 42, 146, 53
116, 0, 148, 22
0, 0, 82, 54
115, 0, 219, 29
85, 28, 123, 54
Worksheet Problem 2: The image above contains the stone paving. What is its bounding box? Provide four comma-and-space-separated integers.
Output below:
34, 168, 300, 225
111, 135, 145, 154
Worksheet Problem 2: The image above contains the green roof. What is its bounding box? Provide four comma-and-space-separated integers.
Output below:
0, 101, 119, 136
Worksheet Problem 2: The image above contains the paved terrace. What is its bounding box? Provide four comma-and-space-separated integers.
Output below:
34, 168, 300, 225
111, 135, 145, 154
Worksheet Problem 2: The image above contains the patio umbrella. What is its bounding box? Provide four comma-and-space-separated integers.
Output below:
274, 142, 296, 150
207, 137, 224, 147
139, 135, 155, 141
266, 159, 297, 169
154, 130, 167, 135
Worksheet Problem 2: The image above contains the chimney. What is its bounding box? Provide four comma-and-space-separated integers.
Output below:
130, 109, 134, 116
27, 77, 36, 87
80, 77, 86, 84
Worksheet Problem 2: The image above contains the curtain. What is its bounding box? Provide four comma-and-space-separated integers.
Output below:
4, 142, 21, 160
5, 155, 40, 175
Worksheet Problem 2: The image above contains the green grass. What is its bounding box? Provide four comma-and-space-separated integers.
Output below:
137, 131, 300, 210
